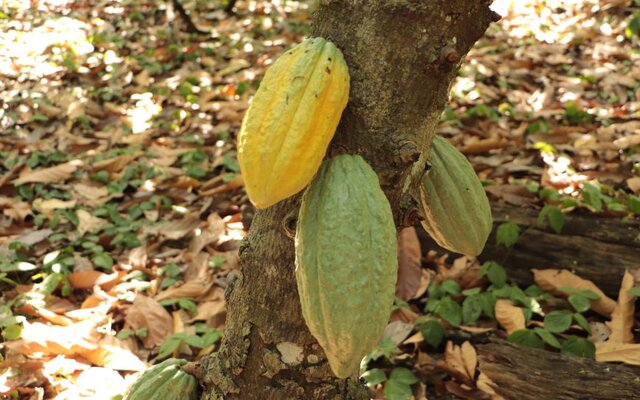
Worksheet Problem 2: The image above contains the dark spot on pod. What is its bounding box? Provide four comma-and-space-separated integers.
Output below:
325, 66, 331, 74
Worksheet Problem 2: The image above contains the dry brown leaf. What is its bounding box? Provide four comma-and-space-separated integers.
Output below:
5, 320, 100, 357
0, 197, 32, 221
459, 138, 509, 155
18, 306, 73, 326
411, 269, 433, 300
83, 335, 146, 371
32, 199, 76, 217
198, 174, 244, 197
461, 341, 477, 379
396, 227, 422, 301
628, 177, 640, 194
190, 286, 226, 327
72, 183, 110, 200
125, 295, 173, 349
68, 270, 122, 290
188, 213, 225, 255
444, 341, 469, 380
403, 331, 424, 345
12, 229, 53, 246
390, 306, 420, 324
477, 372, 504, 399
595, 342, 640, 365
155, 215, 201, 240
484, 184, 537, 206
459, 325, 495, 334
155, 276, 214, 301
606, 270, 636, 343
438, 256, 472, 282
533, 269, 616, 316
76, 209, 108, 235
613, 134, 640, 150
55, 367, 127, 400
495, 299, 525, 334
92, 155, 138, 173
14, 160, 82, 185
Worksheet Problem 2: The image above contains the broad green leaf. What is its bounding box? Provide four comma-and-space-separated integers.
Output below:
441, 280, 461, 295
496, 222, 520, 248
582, 183, 602, 212
383, 379, 413, 400
572, 313, 591, 334
420, 320, 446, 348
533, 327, 561, 349
507, 329, 544, 349
389, 367, 419, 385
568, 294, 591, 313
436, 297, 462, 327
547, 206, 565, 234
1, 324, 22, 340
544, 311, 572, 333
462, 295, 483, 325
561, 336, 595, 359
361, 368, 387, 386
479, 292, 496, 319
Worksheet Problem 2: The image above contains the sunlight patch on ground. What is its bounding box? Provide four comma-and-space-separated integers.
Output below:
127, 93, 163, 134
0, 16, 93, 79
491, 0, 603, 43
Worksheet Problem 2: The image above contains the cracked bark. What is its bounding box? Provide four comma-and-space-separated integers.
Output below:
201, 1, 497, 399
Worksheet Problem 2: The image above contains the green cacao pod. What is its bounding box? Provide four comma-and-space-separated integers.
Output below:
419, 135, 492, 256
295, 155, 397, 378
125, 358, 199, 400
237, 37, 350, 209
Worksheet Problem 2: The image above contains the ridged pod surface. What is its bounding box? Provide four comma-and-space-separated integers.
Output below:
419, 135, 493, 256
295, 155, 397, 378
237, 37, 350, 208
125, 358, 199, 400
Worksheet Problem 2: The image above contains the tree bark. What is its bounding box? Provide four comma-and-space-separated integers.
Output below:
201, 2, 498, 399
477, 341, 640, 400
418, 201, 640, 297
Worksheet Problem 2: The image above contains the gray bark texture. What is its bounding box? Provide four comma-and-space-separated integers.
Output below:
478, 341, 640, 400
201, 1, 497, 399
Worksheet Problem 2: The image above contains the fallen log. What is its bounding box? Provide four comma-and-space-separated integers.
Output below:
417, 202, 640, 297
477, 340, 640, 400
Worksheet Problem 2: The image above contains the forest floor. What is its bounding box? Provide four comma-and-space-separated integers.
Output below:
0, 0, 639, 399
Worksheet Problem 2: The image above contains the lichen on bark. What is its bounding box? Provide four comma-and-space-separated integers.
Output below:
201, 1, 496, 399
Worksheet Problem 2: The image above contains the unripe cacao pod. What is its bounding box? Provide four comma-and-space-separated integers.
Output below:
295, 155, 397, 378
125, 358, 199, 400
419, 135, 492, 256
237, 37, 350, 209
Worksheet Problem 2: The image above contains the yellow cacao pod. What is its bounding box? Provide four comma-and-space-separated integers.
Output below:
237, 37, 350, 209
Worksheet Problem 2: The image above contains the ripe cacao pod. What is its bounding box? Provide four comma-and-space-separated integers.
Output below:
125, 358, 199, 400
295, 155, 397, 378
237, 37, 350, 209
419, 135, 492, 256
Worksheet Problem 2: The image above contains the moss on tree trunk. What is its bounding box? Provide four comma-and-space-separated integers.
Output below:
201, 1, 498, 399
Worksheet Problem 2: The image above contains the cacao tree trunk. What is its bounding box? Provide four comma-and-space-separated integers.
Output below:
201, 1, 498, 399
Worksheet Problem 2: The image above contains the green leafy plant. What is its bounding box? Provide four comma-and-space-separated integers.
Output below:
160, 297, 198, 314
496, 221, 520, 247
157, 325, 222, 359
116, 327, 149, 340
